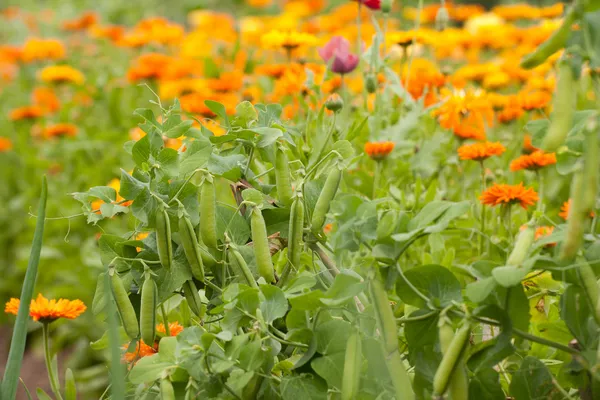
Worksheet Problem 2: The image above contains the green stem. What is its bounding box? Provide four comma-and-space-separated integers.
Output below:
161, 304, 171, 336
244, 145, 255, 178
479, 162, 486, 255
373, 160, 381, 199
42, 323, 64, 400
537, 170, 544, 212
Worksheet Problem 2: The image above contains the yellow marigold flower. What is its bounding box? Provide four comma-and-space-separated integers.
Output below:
5, 294, 86, 323
480, 183, 538, 209
509, 151, 556, 171
365, 141, 395, 160
38, 65, 85, 85
261, 30, 318, 51
21, 38, 65, 63
457, 141, 506, 161
156, 321, 184, 336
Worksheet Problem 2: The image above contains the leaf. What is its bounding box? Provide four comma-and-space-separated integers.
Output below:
36, 388, 53, 400
158, 336, 177, 363
466, 277, 497, 303
509, 356, 562, 400
248, 127, 283, 148
134, 108, 161, 129
320, 269, 365, 307
288, 290, 325, 311
208, 153, 244, 181
492, 266, 530, 288
242, 188, 265, 206
204, 100, 230, 126
315, 320, 351, 355
408, 201, 451, 230
281, 374, 327, 400
156, 148, 179, 177
132, 134, 151, 167
404, 309, 439, 350
92, 273, 107, 315
560, 285, 598, 348
216, 204, 250, 245
311, 353, 345, 390
396, 264, 462, 308
468, 305, 515, 373
505, 285, 531, 333
129, 354, 173, 384
332, 140, 355, 160
163, 120, 193, 138
239, 340, 268, 371
130, 188, 155, 225
88, 186, 117, 203
119, 169, 146, 200
179, 138, 212, 175
260, 285, 288, 324
468, 368, 505, 400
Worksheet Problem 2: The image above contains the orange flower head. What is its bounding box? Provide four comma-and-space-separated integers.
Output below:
42, 123, 78, 139
122, 340, 157, 364
457, 141, 506, 161
522, 134, 539, 154
0, 137, 13, 152
433, 89, 494, 141
365, 141, 395, 160
509, 151, 556, 171
32, 87, 60, 112
559, 199, 595, 220
156, 321, 184, 336
480, 182, 538, 209
21, 38, 65, 63
62, 11, 98, 31
5, 294, 86, 323
9, 106, 46, 121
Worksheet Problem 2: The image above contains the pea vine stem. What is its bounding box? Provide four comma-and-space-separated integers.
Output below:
43, 323, 64, 400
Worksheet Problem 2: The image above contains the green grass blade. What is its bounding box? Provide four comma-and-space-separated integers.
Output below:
1, 176, 48, 400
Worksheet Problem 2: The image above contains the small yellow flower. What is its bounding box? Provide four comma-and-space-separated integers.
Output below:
38, 65, 85, 85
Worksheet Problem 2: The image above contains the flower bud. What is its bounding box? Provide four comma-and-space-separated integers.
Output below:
435, 7, 450, 31
325, 93, 344, 112
365, 74, 377, 93
381, 0, 394, 13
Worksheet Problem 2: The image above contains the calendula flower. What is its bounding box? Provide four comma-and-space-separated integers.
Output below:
0, 137, 12, 151
509, 151, 556, 171
20, 38, 65, 63
457, 141, 506, 161
535, 226, 555, 246
559, 199, 595, 220
480, 183, 538, 209
32, 87, 60, 112
122, 340, 157, 364
261, 30, 318, 52
5, 294, 86, 323
42, 123, 78, 139
522, 135, 540, 154
9, 105, 46, 121
156, 321, 184, 336
433, 89, 494, 141
365, 141, 395, 160
62, 11, 98, 31
38, 65, 85, 85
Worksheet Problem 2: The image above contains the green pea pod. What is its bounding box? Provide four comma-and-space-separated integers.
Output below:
182, 280, 204, 318
251, 207, 275, 283
507, 223, 536, 267
229, 248, 259, 289
279, 195, 305, 286
110, 272, 139, 339
156, 209, 173, 270
582, 127, 598, 213
311, 168, 342, 233
200, 177, 218, 248
438, 318, 469, 400
140, 276, 157, 345
275, 146, 293, 206
179, 216, 205, 281
433, 320, 471, 397
579, 263, 600, 325
542, 57, 577, 152
368, 279, 414, 400
520, 7, 578, 69
561, 171, 586, 261
160, 377, 175, 400
341, 331, 362, 400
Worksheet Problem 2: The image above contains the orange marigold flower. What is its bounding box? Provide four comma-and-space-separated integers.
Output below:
156, 321, 184, 336
122, 340, 157, 364
559, 199, 595, 220
457, 141, 506, 161
535, 226, 555, 247
62, 11, 98, 31
21, 38, 65, 63
522, 134, 539, 154
0, 137, 13, 152
9, 105, 45, 121
480, 182, 538, 209
43, 123, 78, 139
365, 141, 395, 160
5, 294, 86, 323
38, 65, 85, 85
509, 151, 556, 171
433, 89, 494, 141
32, 87, 60, 112
519, 90, 552, 111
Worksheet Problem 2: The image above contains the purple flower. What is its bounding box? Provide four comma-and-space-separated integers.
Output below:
318, 36, 359, 75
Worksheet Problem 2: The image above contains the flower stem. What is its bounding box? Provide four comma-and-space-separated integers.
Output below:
373, 160, 381, 199
161, 304, 171, 336
479, 162, 486, 255
42, 323, 64, 400
536, 170, 544, 212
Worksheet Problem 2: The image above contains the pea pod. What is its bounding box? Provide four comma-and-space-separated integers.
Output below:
251, 207, 275, 283
156, 209, 173, 270
561, 171, 586, 260
579, 263, 600, 325
311, 168, 342, 233
275, 146, 293, 206
507, 222, 536, 267
200, 176, 218, 248
438, 318, 469, 400
160, 377, 175, 400
279, 194, 305, 286
341, 330, 362, 400
582, 126, 598, 213
140, 275, 157, 345
433, 320, 471, 397
542, 57, 577, 152
520, 7, 578, 69
229, 248, 259, 289
368, 279, 414, 400
179, 216, 205, 281
182, 280, 204, 318
110, 272, 139, 339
